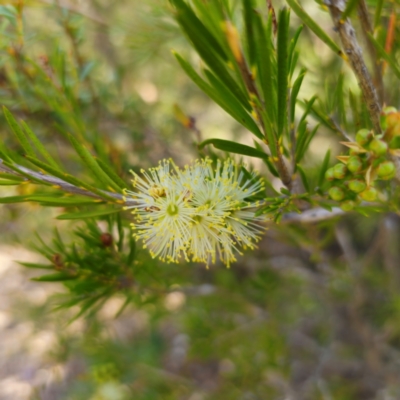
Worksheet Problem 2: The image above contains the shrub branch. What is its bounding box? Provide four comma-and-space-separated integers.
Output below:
327, 0, 382, 134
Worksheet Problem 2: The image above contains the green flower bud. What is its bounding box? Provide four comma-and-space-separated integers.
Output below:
333, 163, 347, 179
356, 129, 373, 146
329, 186, 345, 201
359, 187, 378, 202
348, 179, 366, 193
385, 111, 400, 140
369, 138, 388, 157
377, 161, 396, 180
347, 156, 363, 173
325, 167, 335, 181
341, 200, 356, 211
382, 106, 397, 115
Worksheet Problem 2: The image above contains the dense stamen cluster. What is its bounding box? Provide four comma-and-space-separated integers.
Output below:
124, 158, 266, 267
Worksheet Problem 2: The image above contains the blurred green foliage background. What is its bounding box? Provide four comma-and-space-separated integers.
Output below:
0, 1, 400, 400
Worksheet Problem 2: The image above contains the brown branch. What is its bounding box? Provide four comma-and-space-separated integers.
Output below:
327, 0, 382, 134
0, 158, 137, 206
279, 207, 345, 223
357, 0, 384, 104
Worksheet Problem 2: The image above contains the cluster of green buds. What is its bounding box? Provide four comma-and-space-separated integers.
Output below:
325, 107, 400, 211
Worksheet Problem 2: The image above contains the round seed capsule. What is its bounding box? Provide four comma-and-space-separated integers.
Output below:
382, 106, 397, 115
325, 167, 335, 181
333, 163, 347, 179
377, 161, 396, 180
347, 156, 363, 173
356, 129, 373, 146
348, 179, 366, 193
369, 138, 388, 157
329, 186, 345, 201
359, 187, 378, 202
341, 200, 356, 211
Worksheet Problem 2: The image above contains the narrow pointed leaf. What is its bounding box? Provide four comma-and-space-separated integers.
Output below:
0, 172, 25, 181
368, 33, 400, 80
68, 135, 121, 192
199, 138, 268, 159
174, 53, 263, 139
341, 0, 359, 21
177, 14, 250, 109
19, 262, 53, 270
32, 273, 78, 282
203, 69, 263, 139
243, 0, 256, 66
254, 140, 279, 177
286, 0, 344, 59
24, 156, 117, 202
27, 195, 104, 207
297, 165, 310, 193
288, 25, 303, 77
56, 207, 121, 220
318, 149, 331, 187
170, 0, 227, 60
374, 0, 384, 29
21, 121, 60, 170
0, 195, 30, 203
96, 158, 127, 189
290, 68, 307, 124
3, 107, 35, 158
277, 8, 289, 137
0, 178, 24, 185
254, 11, 276, 123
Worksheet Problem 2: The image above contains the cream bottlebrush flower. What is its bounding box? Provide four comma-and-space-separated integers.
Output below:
178, 158, 266, 266
124, 158, 266, 267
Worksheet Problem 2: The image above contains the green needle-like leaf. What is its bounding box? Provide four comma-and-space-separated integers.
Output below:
243, 0, 256, 67
170, 0, 227, 60
290, 68, 307, 124
56, 208, 122, 220
174, 53, 263, 139
96, 158, 127, 190
368, 33, 400, 80
198, 138, 268, 159
32, 273, 78, 282
254, 11, 276, 125
374, 0, 384, 29
297, 164, 310, 193
24, 156, 117, 202
68, 135, 121, 192
318, 149, 331, 188
277, 8, 289, 137
19, 262, 53, 270
286, 0, 344, 59
27, 196, 104, 207
340, 0, 359, 21
3, 107, 36, 158
20, 121, 61, 170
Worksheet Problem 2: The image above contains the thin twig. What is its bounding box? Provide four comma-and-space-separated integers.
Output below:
330, 116, 353, 141
357, 0, 384, 104
279, 207, 345, 223
327, 0, 382, 134
0, 158, 138, 206
0, 158, 349, 223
